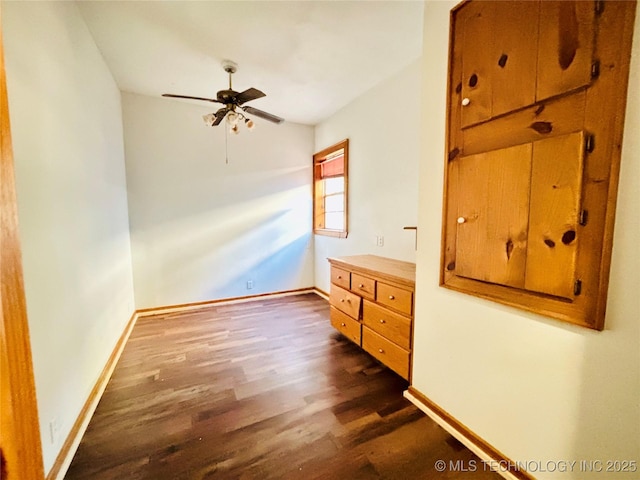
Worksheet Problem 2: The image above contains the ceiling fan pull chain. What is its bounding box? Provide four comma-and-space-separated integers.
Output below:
225, 125, 229, 164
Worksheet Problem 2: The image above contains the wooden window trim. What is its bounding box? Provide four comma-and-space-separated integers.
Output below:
313, 139, 349, 238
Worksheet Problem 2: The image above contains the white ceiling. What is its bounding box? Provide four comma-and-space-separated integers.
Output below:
77, 1, 424, 126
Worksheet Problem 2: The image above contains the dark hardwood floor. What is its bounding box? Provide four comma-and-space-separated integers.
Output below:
65, 293, 501, 479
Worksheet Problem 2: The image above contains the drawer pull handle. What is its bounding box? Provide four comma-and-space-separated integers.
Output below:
462, 97, 470, 106
337, 275, 342, 279
341, 322, 346, 327
378, 348, 384, 354
340, 299, 345, 302
379, 319, 386, 324
389, 295, 395, 300
358, 283, 364, 288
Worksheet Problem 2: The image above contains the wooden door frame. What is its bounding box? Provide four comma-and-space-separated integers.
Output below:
0, 4, 45, 479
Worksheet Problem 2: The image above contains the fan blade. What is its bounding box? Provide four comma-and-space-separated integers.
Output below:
241, 106, 284, 124
235, 88, 266, 105
162, 93, 221, 103
212, 107, 229, 126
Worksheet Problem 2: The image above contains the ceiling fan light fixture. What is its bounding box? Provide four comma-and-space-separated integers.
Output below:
202, 113, 216, 126
245, 118, 255, 131
226, 111, 240, 126
230, 124, 240, 135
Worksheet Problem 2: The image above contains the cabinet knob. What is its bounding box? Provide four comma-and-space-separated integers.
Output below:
389, 295, 395, 300
340, 299, 345, 302
379, 319, 386, 324
462, 97, 470, 106
341, 322, 346, 327
358, 283, 364, 288
378, 348, 384, 354
337, 275, 342, 279
457, 216, 466, 224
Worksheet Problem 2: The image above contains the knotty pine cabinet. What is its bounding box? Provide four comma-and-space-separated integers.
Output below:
328, 255, 415, 380
459, 1, 597, 128
442, 0, 636, 329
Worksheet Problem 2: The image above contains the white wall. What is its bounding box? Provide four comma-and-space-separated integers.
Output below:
2, 1, 135, 473
122, 92, 315, 309
314, 59, 422, 292
413, 2, 640, 479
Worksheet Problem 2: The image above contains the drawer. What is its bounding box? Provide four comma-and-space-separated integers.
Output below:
376, 282, 413, 316
362, 327, 410, 380
330, 307, 361, 345
362, 300, 411, 350
330, 284, 362, 319
351, 273, 375, 300
331, 266, 351, 290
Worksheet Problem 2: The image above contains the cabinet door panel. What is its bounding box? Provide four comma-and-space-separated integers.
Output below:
525, 132, 584, 298
537, 1, 595, 101
460, 1, 493, 127
490, 0, 539, 118
456, 144, 532, 287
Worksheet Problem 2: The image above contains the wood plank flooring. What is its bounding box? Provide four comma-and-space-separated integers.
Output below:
65, 293, 501, 479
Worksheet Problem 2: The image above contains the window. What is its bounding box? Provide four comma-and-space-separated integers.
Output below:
313, 139, 348, 238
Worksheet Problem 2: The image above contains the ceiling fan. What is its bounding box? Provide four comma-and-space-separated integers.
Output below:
162, 60, 284, 133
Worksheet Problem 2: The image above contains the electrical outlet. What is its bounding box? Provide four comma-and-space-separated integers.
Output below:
246, 280, 254, 290
376, 235, 384, 247
49, 417, 60, 444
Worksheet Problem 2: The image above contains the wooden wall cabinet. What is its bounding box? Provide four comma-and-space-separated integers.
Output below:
442, 0, 636, 329
328, 255, 415, 380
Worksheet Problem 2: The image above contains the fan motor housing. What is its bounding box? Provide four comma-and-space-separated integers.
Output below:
216, 89, 239, 104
